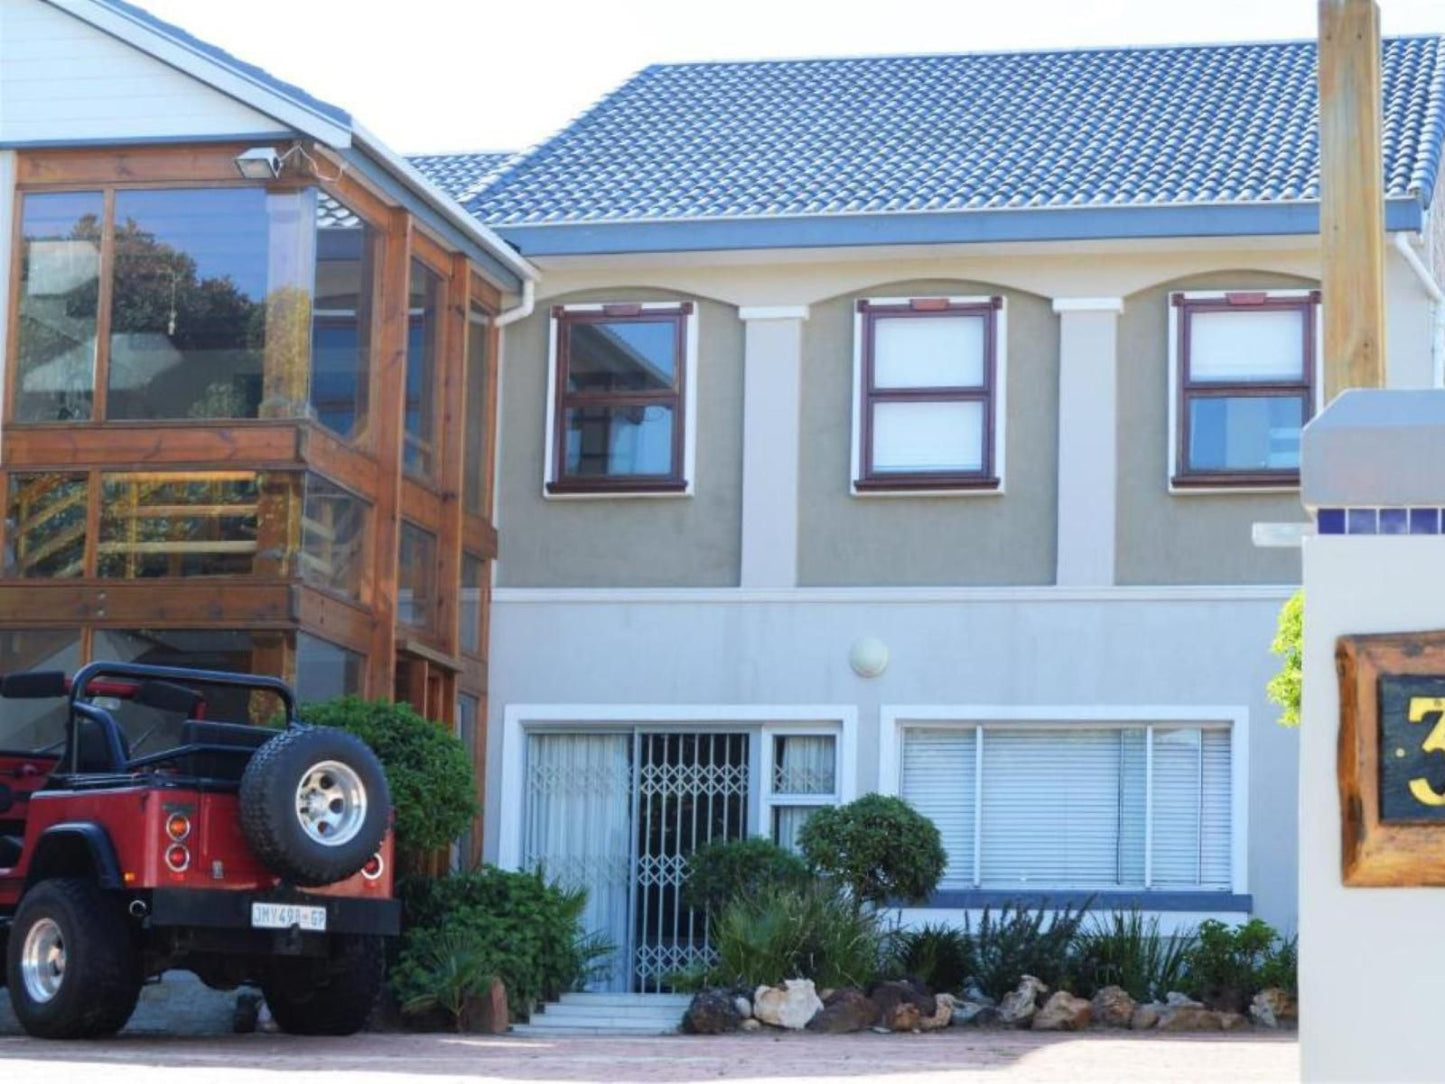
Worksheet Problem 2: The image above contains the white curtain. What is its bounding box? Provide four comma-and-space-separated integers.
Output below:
523, 733, 633, 992
771, 735, 836, 853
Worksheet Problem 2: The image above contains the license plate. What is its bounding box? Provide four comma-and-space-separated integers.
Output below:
251, 902, 327, 932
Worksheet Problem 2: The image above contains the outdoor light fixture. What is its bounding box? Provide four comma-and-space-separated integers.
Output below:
849, 636, 890, 679
234, 145, 282, 180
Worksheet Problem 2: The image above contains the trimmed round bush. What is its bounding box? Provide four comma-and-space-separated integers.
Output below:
683, 836, 809, 913
798, 793, 946, 906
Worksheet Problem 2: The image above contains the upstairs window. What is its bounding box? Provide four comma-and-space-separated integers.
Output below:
404, 259, 444, 482
546, 302, 695, 495
1171, 290, 1319, 488
853, 297, 1004, 492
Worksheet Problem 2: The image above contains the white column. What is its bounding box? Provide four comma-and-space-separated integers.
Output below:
0, 150, 14, 429
1052, 297, 1124, 586
738, 305, 807, 588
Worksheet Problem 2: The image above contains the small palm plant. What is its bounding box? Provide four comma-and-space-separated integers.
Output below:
400, 931, 497, 1031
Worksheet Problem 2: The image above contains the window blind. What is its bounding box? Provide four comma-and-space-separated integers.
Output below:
900, 727, 976, 889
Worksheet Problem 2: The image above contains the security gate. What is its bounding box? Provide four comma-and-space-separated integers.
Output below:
522, 729, 750, 993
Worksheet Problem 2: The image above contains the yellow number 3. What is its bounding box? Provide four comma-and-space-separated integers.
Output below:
1407, 697, 1445, 806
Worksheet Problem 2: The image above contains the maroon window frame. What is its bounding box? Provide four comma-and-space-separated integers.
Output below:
855, 297, 1001, 492
548, 303, 691, 495
1173, 290, 1319, 489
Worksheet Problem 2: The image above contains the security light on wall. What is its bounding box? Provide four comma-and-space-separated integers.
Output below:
234, 146, 282, 180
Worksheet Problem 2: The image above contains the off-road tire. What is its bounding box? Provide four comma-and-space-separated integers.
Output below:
261, 934, 385, 1035
4, 878, 141, 1039
240, 726, 390, 886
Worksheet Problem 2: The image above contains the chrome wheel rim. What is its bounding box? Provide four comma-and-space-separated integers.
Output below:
20, 917, 65, 1004
295, 760, 367, 847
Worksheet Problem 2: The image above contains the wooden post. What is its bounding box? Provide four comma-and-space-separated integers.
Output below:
1318, 0, 1387, 397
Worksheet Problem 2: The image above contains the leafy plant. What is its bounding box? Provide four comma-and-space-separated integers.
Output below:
398, 930, 497, 1031
684, 836, 810, 913
1185, 918, 1286, 1011
300, 697, 477, 867
1074, 909, 1195, 1002
1267, 590, 1303, 727
968, 900, 1092, 999
890, 923, 974, 994
798, 794, 946, 906
1257, 933, 1298, 996
710, 883, 889, 990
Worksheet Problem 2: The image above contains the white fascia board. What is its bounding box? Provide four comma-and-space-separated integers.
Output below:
47, 0, 352, 147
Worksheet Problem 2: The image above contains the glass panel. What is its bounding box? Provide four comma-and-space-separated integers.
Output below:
300, 474, 367, 600
108, 188, 311, 421
566, 318, 677, 392
872, 400, 984, 473
873, 314, 986, 389
460, 553, 484, 655
405, 259, 442, 480
463, 305, 490, 516
563, 404, 674, 478
1119, 728, 1147, 886
311, 195, 376, 438
1151, 728, 1203, 887
98, 472, 260, 578
295, 632, 363, 704
1188, 395, 1304, 472
772, 735, 836, 795
454, 692, 480, 870
14, 192, 103, 421
5, 474, 87, 578
397, 521, 437, 629
0, 629, 81, 755
1200, 730, 1233, 888
901, 727, 977, 889
92, 628, 279, 727
1189, 307, 1306, 382
772, 806, 818, 854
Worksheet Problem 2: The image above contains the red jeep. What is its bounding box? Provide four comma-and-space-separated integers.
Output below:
0, 661, 399, 1039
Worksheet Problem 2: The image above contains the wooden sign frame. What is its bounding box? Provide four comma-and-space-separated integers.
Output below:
1338, 630, 1445, 884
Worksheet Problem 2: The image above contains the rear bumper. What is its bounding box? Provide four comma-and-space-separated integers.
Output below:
149, 887, 400, 937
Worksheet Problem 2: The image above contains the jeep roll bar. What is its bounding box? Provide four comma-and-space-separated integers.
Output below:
65, 661, 296, 719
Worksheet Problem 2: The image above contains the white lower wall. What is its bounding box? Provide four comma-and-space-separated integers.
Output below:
486, 585, 1300, 929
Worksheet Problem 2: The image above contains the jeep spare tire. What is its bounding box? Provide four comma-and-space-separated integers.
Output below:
239, 726, 390, 886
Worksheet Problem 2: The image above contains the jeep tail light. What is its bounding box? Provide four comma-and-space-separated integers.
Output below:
165, 813, 191, 841
361, 852, 385, 881
164, 844, 190, 873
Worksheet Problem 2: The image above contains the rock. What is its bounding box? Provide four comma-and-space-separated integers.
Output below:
1032, 991, 1092, 1032
998, 975, 1049, 1028
951, 1001, 997, 1027
1165, 991, 1204, 1008
257, 1002, 279, 1034
1130, 1004, 1162, 1030
753, 979, 823, 1030
871, 979, 937, 1032
684, 989, 741, 1035
1157, 1006, 1223, 1031
459, 979, 510, 1034
1217, 1011, 1248, 1031
733, 996, 752, 1020
961, 979, 995, 1006
1250, 987, 1298, 1029
806, 987, 879, 1034
740, 1017, 762, 1032
919, 992, 955, 1031
1090, 985, 1136, 1029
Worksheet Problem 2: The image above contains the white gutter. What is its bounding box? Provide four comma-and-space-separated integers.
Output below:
1393, 230, 1445, 387
494, 279, 535, 328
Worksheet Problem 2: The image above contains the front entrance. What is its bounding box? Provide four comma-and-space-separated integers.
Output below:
523, 730, 751, 992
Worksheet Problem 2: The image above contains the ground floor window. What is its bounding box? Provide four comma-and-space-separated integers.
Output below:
900, 723, 1232, 891
766, 733, 839, 852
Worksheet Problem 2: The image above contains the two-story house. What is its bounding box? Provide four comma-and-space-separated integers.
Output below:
463, 41, 1445, 992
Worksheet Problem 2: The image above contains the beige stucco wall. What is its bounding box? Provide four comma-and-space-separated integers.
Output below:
797, 278, 1058, 586
495, 287, 744, 587
1115, 270, 1316, 586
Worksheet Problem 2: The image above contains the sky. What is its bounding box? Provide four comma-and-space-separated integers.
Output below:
136, 0, 1445, 155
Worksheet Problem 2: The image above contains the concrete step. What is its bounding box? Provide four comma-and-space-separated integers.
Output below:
511, 1023, 679, 1037
536, 1005, 686, 1023
556, 992, 691, 1009
519, 992, 688, 1036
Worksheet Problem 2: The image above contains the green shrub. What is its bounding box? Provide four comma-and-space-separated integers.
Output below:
798, 794, 946, 906
1267, 590, 1303, 727
1074, 910, 1195, 1002
1185, 918, 1289, 1010
710, 883, 888, 990
398, 930, 497, 1031
1257, 933, 1298, 997
392, 867, 611, 1020
890, 923, 973, 994
299, 697, 478, 866
684, 836, 810, 913
968, 900, 1091, 999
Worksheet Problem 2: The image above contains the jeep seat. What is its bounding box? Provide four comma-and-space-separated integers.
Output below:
0, 833, 22, 868
172, 720, 271, 782
72, 716, 131, 774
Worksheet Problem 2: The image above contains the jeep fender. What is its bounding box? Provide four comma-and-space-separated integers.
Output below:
23, 823, 123, 890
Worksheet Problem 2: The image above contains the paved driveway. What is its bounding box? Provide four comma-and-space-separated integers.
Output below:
0, 1030, 1298, 1082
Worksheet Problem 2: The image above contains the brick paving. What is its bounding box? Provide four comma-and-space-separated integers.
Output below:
0, 1029, 1298, 1082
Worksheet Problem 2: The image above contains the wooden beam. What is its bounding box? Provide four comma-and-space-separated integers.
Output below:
1318, 0, 1387, 396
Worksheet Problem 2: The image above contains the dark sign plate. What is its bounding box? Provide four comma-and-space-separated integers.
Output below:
1378, 674, 1445, 822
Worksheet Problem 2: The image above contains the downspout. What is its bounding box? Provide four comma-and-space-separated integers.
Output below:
1392, 230, 1445, 387
494, 278, 535, 328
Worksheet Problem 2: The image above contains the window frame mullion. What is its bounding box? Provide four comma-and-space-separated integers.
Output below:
1144, 725, 1154, 890
972, 725, 984, 888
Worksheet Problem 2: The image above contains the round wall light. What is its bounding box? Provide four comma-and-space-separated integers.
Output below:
849, 636, 890, 678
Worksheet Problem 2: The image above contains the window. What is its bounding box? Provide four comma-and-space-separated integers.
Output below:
294, 632, 364, 703
98, 472, 260, 578
900, 723, 1233, 891
300, 474, 368, 600
397, 521, 437, 630
768, 733, 839, 852
454, 692, 481, 870
1171, 290, 1319, 487
0, 628, 81, 754
405, 259, 443, 481
311, 195, 377, 439
463, 304, 490, 516
6, 474, 88, 578
92, 628, 277, 726
547, 302, 693, 494
853, 297, 1003, 492
459, 553, 485, 656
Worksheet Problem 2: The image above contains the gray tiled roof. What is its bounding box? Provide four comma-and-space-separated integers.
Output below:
471, 38, 1445, 226
407, 152, 516, 201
